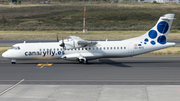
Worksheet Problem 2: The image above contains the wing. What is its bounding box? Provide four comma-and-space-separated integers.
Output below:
68, 36, 97, 47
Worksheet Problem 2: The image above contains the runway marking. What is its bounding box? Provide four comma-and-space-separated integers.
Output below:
37, 62, 53, 68
177, 86, 180, 92
0, 79, 24, 96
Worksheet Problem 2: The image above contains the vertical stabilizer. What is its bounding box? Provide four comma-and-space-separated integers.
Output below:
130, 14, 175, 45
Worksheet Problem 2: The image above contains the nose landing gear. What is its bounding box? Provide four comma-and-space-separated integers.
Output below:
11, 59, 16, 64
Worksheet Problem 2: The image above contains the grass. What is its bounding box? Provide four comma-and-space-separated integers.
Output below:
1, 46, 180, 56
0, 3, 180, 31
143, 47, 180, 55
0, 47, 10, 54
0, 31, 180, 40
0, 31, 145, 40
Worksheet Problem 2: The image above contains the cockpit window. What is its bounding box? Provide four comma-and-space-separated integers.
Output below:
10, 46, 20, 50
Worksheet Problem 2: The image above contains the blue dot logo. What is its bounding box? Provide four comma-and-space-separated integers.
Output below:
148, 30, 157, 39
157, 21, 169, 34
58, 51, 61, 55
144, 38, 149, 42
151, 41, 156, 45
157, 35, 166, 44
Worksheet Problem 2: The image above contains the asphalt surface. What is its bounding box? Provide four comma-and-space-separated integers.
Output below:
0, 40, 55, 46
1, 40, 180, 46
0, 56, 180, 85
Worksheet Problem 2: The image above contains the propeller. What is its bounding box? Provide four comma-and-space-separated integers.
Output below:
60, 36, 66, 49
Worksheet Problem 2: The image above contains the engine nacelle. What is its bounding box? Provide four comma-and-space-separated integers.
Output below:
63, 39, 81, 49
61, 54, 88, 63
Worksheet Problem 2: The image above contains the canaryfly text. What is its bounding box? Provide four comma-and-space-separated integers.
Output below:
25, 50, 65, 57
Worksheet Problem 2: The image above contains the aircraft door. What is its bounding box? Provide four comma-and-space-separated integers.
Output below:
128, 42, 134, 55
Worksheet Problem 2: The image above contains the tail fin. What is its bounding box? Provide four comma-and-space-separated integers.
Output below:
130, 14, 175, 45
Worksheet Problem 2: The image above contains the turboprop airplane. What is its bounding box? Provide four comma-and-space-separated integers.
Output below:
2, 14, 176, 64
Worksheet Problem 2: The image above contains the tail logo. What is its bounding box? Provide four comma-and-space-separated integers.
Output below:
148, 30, 157, 39
144, 21, 169, 45
157, 21, 169, 34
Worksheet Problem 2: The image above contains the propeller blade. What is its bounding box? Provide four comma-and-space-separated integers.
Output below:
60, 36, 65, 49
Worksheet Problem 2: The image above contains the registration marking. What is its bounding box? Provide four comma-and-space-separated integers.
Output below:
37, 62, 53, 68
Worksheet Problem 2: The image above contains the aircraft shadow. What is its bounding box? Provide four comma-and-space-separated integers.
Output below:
16, 59, 179, 68
90, 59, 132, 68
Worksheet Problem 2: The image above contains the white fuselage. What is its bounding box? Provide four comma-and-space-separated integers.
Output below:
2, 40, 175, 61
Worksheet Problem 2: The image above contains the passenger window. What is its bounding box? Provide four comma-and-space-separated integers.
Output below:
121, 47, 122, 49
124, 47, 126, 49
110, 47, 112, 50
100, 47, 101, 50
96, 47, 98, 50
104, 47, 105, 50
114, 47, 116, 49
117, 47, 119, 49
89, 48, 91, 50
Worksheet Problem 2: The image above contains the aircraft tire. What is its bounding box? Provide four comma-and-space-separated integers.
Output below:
78, 59, 83, 63
12, 62, 16, 64
83, 60, 88, 64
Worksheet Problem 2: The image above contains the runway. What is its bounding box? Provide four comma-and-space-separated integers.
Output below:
0, 56, 180, 85
1, 56, 180, 101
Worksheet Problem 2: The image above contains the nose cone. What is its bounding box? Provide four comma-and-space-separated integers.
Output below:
2, 51, 8, 58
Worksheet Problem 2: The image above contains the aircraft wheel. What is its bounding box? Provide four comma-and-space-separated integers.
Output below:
83, 60, 88, 64
11, 59, 16, 64
78, 59, 83, 63
12, 62, 16, 64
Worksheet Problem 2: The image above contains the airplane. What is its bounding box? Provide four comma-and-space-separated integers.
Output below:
2, 14, 176, 64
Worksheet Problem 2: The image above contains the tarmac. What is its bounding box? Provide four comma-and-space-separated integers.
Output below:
0, 56, 180, 101
0, 85, 180, 101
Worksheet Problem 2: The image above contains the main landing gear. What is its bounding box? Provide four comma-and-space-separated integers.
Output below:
11, 59, 16, 64
78, 58, 88, 64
